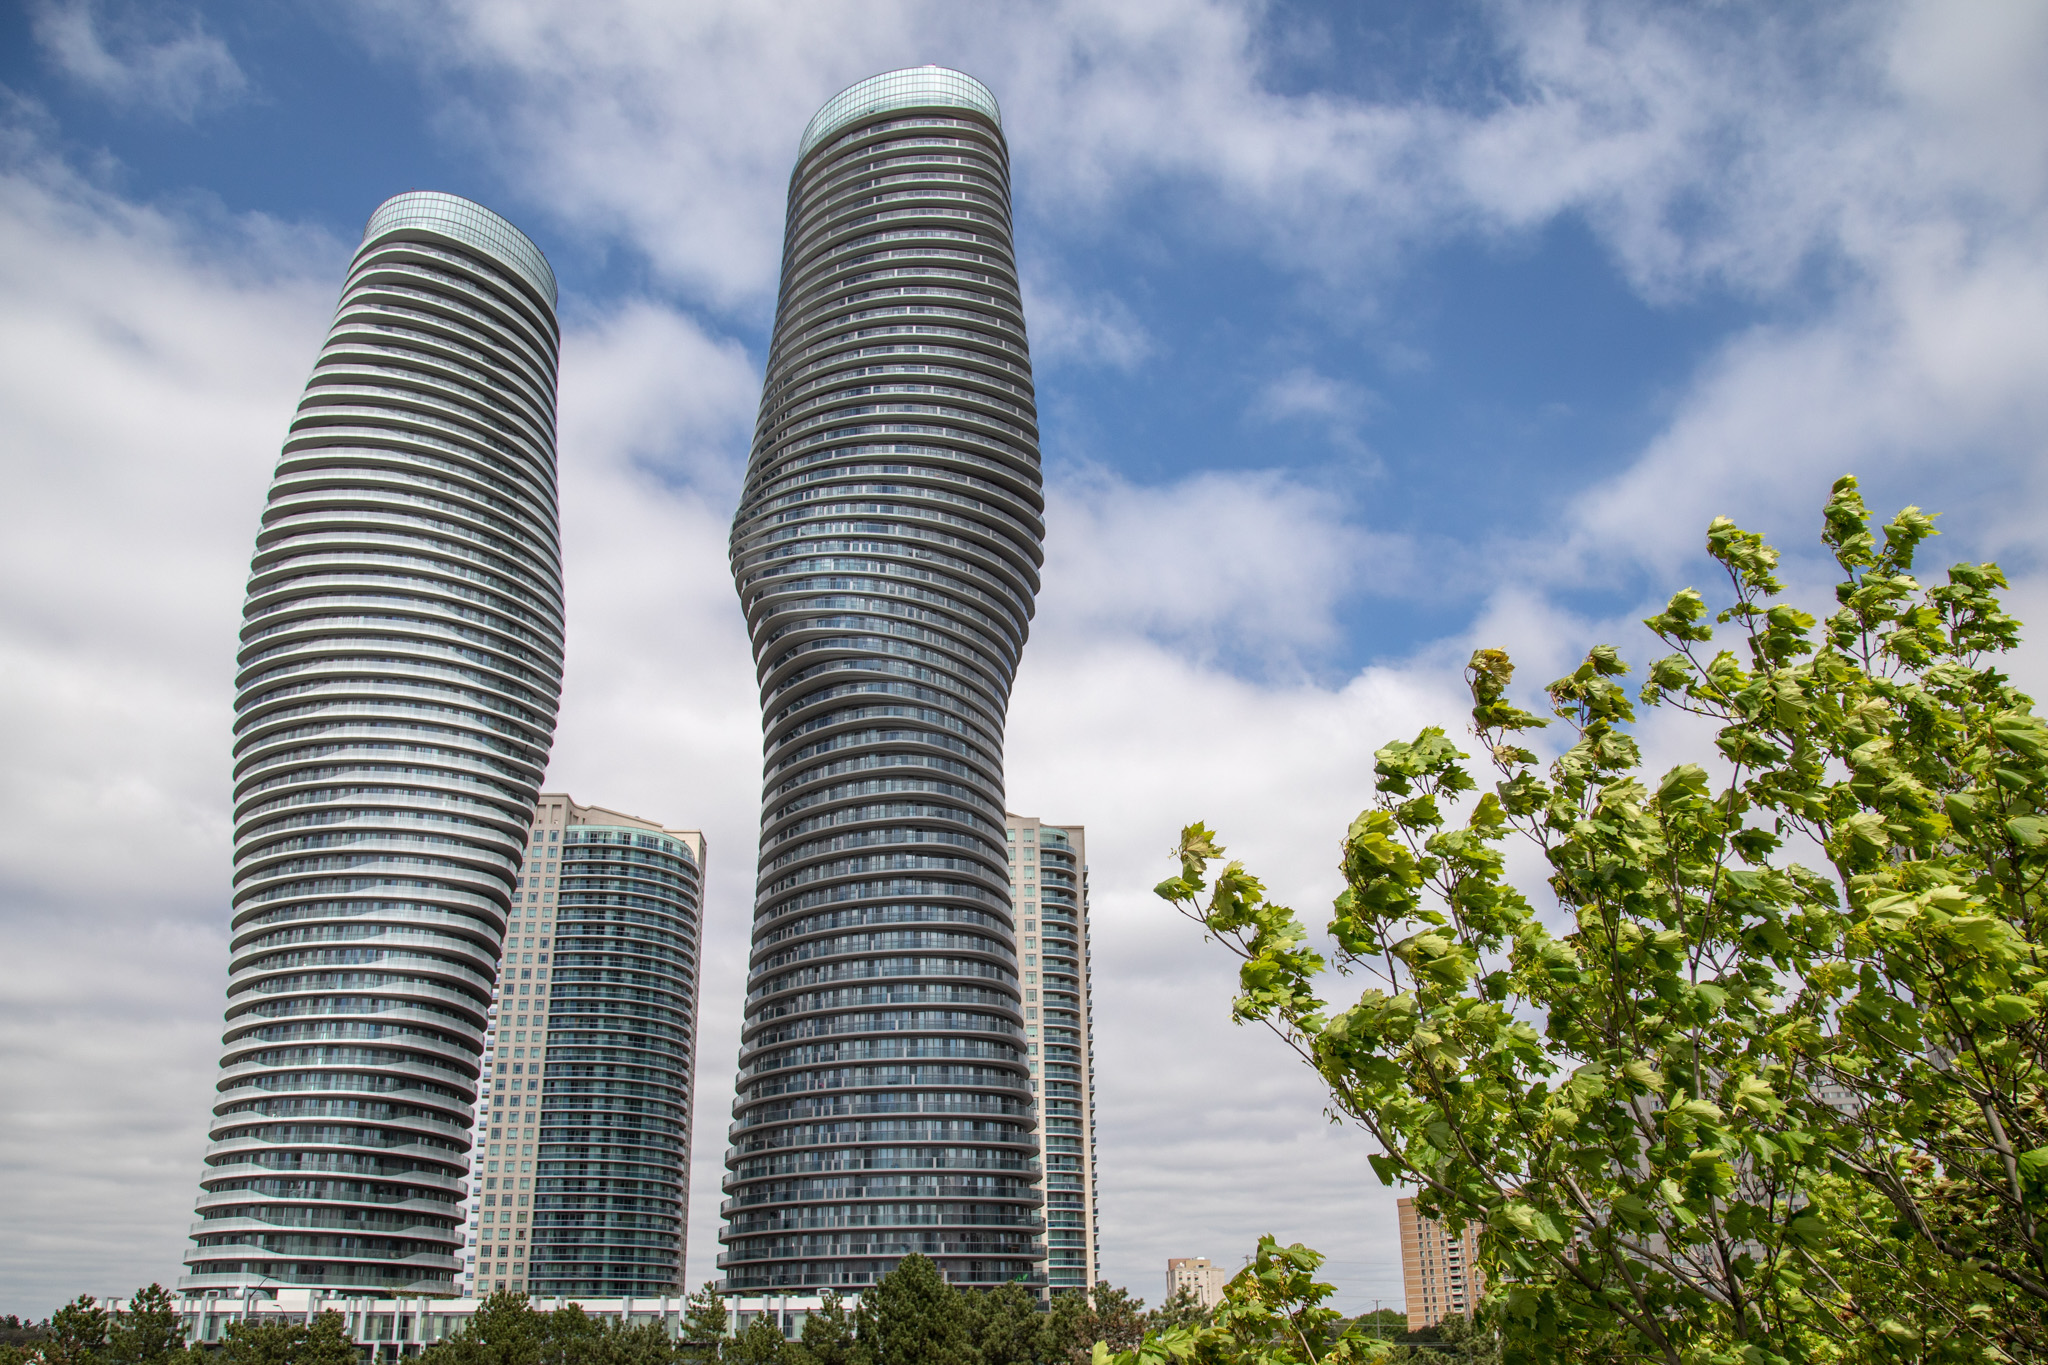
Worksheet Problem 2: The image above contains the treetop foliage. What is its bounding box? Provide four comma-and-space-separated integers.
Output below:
0, 1261, 1209, 1365
1156, 478, 2047, 1364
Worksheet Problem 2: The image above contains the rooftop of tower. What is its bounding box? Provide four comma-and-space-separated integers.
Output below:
797, 64, 1001, 160
360, 190, 558, 310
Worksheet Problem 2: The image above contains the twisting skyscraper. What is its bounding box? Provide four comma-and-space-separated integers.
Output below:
723, 67, 1047, 1292
183, 192, 564, 1297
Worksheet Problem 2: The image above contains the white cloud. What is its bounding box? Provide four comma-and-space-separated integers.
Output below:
1036, 465, 1403, 668
1022, 278, 1155, 372
1251, 365, 1378, 456
0, 131, 335, 1304
347, 0, 2048, 334
1252, 368, 1365, 424
557, 299, 758, 493
10, 0, 2048, 1320
1005, 632, 1469, 1304
543, 305, 767, 1289
29, 0, 248, 121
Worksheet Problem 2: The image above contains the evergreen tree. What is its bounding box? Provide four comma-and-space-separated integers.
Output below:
533, 1303, 601, 1365
597, 1318, 685, 1365
295, 1314, 357, 1365
853, 1257, 967, 1365
676, 1283, 728, 1365
724, 1316, 787, 1365
413, 1291, 546, 1365
962, 1283, 1039, 1365
217, 1318, 305, 1365
43, 1298, 109, 1365
1037, 1292, 1088, 1365
108, 1287, 186, 1365
786, 1292, 859, 1365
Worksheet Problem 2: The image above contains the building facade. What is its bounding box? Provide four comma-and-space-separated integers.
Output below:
1009, 816, 1097, 1293
98, 1288, 866, 1360
1397, 1197, 1484, 1330
184, 192, 563, 1297
721, 65, 1048, 1292
1165, 1258, 1229, 1310
463, 795, 705, 1298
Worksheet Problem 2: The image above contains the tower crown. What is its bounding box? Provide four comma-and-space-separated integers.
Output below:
362, 190, 558, 310
798, 64, 1002, 160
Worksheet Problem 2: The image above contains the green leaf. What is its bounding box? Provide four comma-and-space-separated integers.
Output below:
2005, 814, 2048, 847
1160, 478, 2048, 1363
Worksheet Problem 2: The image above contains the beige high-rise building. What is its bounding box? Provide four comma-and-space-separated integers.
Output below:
461, 794, 705, 1298
1398, 1197, 1484, 1330
1009, 815, 1098, 1293
1166, 1257, 1230, 1308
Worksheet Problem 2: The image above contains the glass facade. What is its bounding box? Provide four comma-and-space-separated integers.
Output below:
722, 66, 1046, 1292
798, 66, 1001, 159
1007, 819, 1098, 1293
183, 192, 563, 1297
461, 797, 704, 1299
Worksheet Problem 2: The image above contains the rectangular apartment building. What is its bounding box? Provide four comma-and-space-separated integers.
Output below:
1008, 815, 1099, 1294
1166, 1257, 1230, 1309
463, 794, 705, 1298
1397, 1197, 1483, 1330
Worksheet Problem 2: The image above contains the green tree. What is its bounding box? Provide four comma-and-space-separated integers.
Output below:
1078, 1285, 1146, 1362
532, 1303, 600, 1365
963, 1283, 1040, 1365
853, 1257, 967, 1365
44, 1298, 109, 1365
415, 1292, 546, 1365
417, 1295, 684, 1365
1041, 1282, 1158, 1365
107, 1287, 186, 1365
1156, 479, 2048, 1364
1147, 1289, 1212, 1336
786, 1291, 859, 1365
216, 1312, 361, 1365
1385, 1311, 1498, 1365
294, 1315, 357, 1365
1108, 1239, 1380, 1365
724, 1316, 787, 1365
676, 1283, 729, 1365
217, 1319, 305, 1365
1040, 1291, 1089, 1365
589, 1317, 682, 1365
1340, 1312, 1400, 1345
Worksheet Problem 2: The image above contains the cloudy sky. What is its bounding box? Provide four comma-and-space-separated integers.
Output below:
4, 0, 2048, 1320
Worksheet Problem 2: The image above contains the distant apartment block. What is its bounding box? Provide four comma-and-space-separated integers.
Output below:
1398, 1197, 1483, 1329
463, 794, 704, 1298
1166, 1257, 1230, 1308
1010, 815, 1098, 1293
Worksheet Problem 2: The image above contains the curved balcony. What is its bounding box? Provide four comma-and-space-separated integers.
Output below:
184, 190, 561, 1299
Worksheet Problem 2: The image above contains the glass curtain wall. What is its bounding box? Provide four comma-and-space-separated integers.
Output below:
183, 192, 562, 1297
722, 66, 1047, 1292
533, 821, 703, 1295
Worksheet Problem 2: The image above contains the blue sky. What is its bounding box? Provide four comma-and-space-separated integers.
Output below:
3, 0, 2046, 1320
0, 0, 1769, 677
